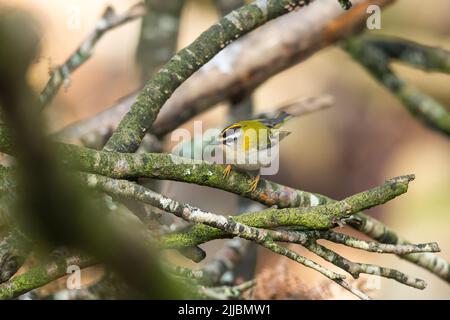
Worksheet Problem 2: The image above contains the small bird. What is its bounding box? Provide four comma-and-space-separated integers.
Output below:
214, 112, 294, 192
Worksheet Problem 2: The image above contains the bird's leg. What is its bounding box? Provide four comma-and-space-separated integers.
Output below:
223, 164, 232, 179
247, 174, 260, 193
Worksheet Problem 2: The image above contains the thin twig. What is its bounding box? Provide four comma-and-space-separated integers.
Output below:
304, 230, 440, 254
39, 3, 146, 108
305, 241, 427, 289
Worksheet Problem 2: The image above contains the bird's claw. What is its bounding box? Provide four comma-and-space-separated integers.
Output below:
247, 174, 260, 193
223, 165, 232, 179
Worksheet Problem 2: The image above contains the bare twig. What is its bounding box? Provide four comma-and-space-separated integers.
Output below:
39, 3, 146, 108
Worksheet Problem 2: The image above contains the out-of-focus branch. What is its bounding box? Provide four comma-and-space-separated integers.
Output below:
213, 0, 246, 17
200, 238, 250, 286
0, 11, 180, 299
0, 230, 32, 283
39, 3, 146, 108
103, 0, 352, 153
362, 36, 450, 74
342, 36, 450, 136
55, 0, 392, 144
135, 0, 184, 82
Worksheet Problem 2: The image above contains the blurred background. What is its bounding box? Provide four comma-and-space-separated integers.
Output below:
2, 0, 449, 299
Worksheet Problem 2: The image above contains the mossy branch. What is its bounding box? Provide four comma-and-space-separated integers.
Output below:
1, 142, 448, 285
81, 172, 412, 245
342, 36, 450, 136
80, 172, 439, 297
0, 254, 94, 300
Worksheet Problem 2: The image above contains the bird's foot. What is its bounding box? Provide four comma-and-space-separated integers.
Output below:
247, 174, 260, 193
223, 164, 232, 179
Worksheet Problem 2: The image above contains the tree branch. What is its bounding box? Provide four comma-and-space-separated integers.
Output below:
347, 213, 450, 282
0, 253, 94, 300
304, 230, 440, 255
1, 142, 448, 284
305, 241, 426, 289
135, 0, 184, 82
55, 0, 391, 145
103, 0, 351, 153
39, 3, 147, 108
342, 36, 450, 136
78, 171, 434, 297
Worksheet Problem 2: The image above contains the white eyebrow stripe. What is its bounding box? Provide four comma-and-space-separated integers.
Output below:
222, 129, 243, 145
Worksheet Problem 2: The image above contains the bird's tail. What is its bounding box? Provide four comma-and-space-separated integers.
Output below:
262, 111, 294, 129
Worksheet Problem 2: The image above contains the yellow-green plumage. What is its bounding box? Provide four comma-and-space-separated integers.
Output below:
219, 112, 293, 170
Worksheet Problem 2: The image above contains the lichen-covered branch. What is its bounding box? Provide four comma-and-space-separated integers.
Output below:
0, 230, 32, 283
104, 0, 351, 153
342, 36, 450, 136
305, 241, 426, 289
79, 170, 412, 235
81, 172, 428, 298
196, 280, 256, 300
347, 213, 450, 283
67, 145, 448, 283
39, 3, 146, 108
81, 173, 383, 297
261, 240, 371, 299
1, 142, 447, 284
304, 230, 440, 255
0, 254, 94, 300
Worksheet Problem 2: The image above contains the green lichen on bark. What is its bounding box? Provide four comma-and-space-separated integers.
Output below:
0, 230, 32, 283
160, 175, 412, 248
0, 166, 16, 227
57, 143, 330, 208
0, 254, 94, 300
